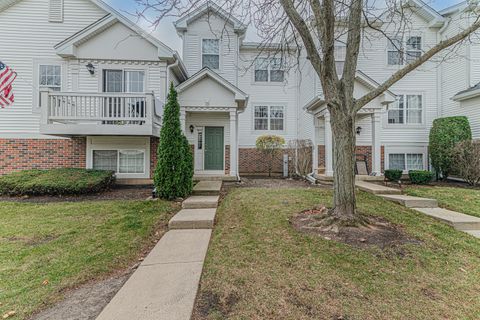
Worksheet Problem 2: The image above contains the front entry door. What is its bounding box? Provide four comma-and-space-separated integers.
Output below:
204, 127, 224, 170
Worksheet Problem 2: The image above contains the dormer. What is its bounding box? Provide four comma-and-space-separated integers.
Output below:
174, 2, 247, 85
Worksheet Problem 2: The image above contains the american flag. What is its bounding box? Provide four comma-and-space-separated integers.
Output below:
0, 61, 16, 108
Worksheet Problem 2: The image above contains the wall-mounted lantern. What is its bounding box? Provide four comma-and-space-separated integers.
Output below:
189, 125, 195, 133
356, 126, 362, 135
85, 63, 95, 75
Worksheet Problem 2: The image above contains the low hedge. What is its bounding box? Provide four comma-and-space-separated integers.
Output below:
408, 170, 433, 185
0, 168, 115, 196
384, 169, 403, 182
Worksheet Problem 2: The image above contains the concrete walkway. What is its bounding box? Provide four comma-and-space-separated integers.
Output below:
96, 180, 222, 320
356, 181, 480, 239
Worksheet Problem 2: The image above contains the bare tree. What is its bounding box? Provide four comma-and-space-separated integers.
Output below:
136, 0, 480, 224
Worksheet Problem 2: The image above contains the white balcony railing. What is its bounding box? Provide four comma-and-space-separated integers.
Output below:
40, 90, 160, 136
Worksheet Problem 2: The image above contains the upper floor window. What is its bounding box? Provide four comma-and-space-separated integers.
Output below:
103, 69, 145, 93
254, 58, 285, 82
254, 105, 284, 130
39, 65, 61, 92
387, 94, 422, 124
387, 35, 422, 65
202, 39, 220, 69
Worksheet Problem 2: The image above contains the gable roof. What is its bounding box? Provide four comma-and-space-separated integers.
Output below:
305, 71, 396, 113
54, 14, 174, 59
174, 1, 247, 34
176, 67, 248, 102
452, 82, 480, 102
1, 0, 176, 60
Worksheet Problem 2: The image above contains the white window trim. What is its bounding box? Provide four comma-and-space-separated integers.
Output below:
201, 38, 221, 71
385, 33, 423, 67
86, 137, 150, 179
253, 57, 286, 84
384, 145, 428, 174
385, 92, 425, 127
252, 104, 286, 132
97, 64, 149, 93
33, 59, 66, 113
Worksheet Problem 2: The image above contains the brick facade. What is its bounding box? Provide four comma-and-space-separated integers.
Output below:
149, 137, 159, 178
0, 137, 86, 175
224, 145, 230, 174
239, 148, 286, 175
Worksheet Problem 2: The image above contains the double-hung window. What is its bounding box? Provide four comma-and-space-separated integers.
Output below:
254, 105, 284, 130
254, 58, 285, 82
93, 149, 145, 174
38, 64, 61, 104
387, 35, 422, 65
202, 39, 220, 69
388, 153, 424, 171
388, 94, 422, 124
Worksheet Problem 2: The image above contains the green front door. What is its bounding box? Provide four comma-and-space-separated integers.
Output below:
204, 127, 224, 170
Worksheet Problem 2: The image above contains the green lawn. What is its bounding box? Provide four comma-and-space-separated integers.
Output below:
405, 186, 480, 217
0, 199, 178, 319
194, 188, 480, 320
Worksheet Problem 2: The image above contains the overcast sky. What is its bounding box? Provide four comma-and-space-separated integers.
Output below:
103, 0, 464, 54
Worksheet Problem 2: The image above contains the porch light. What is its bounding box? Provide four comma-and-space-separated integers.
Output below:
85, 63, 95, 75
189, 125, 195, 133
356, 126, 362, 135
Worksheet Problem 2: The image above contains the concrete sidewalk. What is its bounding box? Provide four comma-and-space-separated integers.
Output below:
97, 180, 222, 320
96, 230, 211, 320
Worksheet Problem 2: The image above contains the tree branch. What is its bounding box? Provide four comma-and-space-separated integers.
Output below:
355, 17, 480, 111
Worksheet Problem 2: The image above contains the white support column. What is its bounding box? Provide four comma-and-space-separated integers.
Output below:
324, 111, 334, 176
180, 108, 186, 134
371, 109, 382, 175
229, 110, 238, 177
312, 115, 318, 174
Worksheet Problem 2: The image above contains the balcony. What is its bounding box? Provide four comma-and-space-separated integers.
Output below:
39, 91, 161, 136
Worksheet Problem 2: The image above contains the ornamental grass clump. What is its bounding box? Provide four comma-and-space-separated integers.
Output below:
154, 83, 193, 199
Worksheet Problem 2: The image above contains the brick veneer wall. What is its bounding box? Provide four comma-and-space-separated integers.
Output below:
239, 148, 286, 175
225, 145, 230, 174
0, 137, 86, 175
149, 137, 159, 179
317, 144, 385, 173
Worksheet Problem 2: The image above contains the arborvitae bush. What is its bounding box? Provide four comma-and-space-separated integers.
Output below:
154, 83, 193, 199
429, 116, 471, 179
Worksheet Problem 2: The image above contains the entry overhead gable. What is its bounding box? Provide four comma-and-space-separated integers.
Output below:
177, 68, 248, 108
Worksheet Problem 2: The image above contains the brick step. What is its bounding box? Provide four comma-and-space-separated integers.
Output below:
182, 196, 219, 209
413, 207, 480, 231
168, 208, 216, 229
378, 194, 438, 208
192, 181, 222, 196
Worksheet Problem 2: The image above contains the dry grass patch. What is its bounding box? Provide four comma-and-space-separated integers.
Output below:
193, 188, 480, 320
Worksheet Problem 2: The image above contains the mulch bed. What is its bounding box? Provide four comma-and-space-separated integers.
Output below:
0, 185, 154, 203
291, 208, 421, 253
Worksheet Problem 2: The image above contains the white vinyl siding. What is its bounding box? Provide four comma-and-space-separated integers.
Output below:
49, 0, 63, 22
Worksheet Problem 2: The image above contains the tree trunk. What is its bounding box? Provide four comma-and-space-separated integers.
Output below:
329, 108, 358, 223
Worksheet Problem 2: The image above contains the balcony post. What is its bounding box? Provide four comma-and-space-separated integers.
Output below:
40, 89, 50, 125
145, 92, 154, 130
